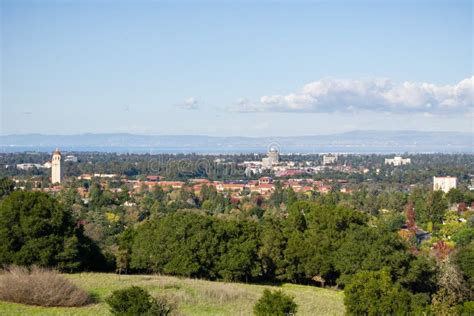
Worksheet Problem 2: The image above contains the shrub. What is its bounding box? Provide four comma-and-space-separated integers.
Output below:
452, 228, 474, 246
106, 286, 173, 316
456, 242, 474, 284
0, 265, 92, 307
149, 296, 175, 316
458, 301, 474, 315
344, 269, 426, 315
253, 289, 297, 316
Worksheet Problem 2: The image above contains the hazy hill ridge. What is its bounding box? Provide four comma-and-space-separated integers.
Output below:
1, 130, 472, 153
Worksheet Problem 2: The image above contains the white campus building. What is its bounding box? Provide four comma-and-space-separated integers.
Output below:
385, 156, 411, 166
64, 155, 78, 162
16, 163, 41, 170
323, 154, 337, 165
433, 176, 457, 193
51, 148, 63, 184
17, 162, 52, 170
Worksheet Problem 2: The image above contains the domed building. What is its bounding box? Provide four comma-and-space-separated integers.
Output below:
262, 146, 280, 169
267, 147, 279, 164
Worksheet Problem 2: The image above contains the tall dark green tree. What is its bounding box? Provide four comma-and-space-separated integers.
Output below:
0, 191, 104, 271
258, 216, 286, 280
0, 177, 15, 198
414, 190, 448, 227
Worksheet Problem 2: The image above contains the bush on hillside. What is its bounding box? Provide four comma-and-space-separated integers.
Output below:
106, 286, 174, 316
457, 301, 474, 315
0, 265, 92, 307
253, 289, 297, 316
344, 269, 428, 315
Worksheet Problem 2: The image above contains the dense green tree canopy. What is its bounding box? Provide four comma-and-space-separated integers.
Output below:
0, 191, 103, 271
344, 269, 427, 315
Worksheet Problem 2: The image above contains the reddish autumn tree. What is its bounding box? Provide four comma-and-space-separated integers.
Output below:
432, 240, 453, 261
457, 202, 467, 213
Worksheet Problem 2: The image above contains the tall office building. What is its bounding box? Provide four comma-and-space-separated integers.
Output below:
323, 154, 338, 165
433, 176, 457, 193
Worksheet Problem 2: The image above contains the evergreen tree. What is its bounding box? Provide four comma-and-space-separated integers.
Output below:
0, 191, 103, 270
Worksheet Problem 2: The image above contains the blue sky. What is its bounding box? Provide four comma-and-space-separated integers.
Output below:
1, 0, 472, 136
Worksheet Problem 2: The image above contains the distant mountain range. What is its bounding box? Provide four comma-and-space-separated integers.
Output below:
0, 131, 472, 154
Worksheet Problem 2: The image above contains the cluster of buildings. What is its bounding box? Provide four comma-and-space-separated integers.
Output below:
42, 148, 340, 198
15, 151, 77, 180
385, 156, 411, 166
17, 149, 76, 185
12, 149, 464, 198
241, 149, 281, 175
242, 150, 357, 177
73, 175, 339, 200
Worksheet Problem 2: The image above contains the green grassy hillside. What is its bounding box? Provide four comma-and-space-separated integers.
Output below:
0, 273, 344, 315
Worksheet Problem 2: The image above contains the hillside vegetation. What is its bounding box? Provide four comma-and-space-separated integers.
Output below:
0, 272, 344, 315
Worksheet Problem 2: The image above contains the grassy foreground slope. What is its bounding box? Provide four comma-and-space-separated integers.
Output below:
0, 273, 344, 315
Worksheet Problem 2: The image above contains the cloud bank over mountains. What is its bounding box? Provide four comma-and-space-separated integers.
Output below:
232, 77, 473, 114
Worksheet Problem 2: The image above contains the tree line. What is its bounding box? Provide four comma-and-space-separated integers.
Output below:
0, 182, 472, 313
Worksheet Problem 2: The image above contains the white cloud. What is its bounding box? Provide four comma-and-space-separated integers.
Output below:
232, 77, 473, 114
177, 97, 200, 110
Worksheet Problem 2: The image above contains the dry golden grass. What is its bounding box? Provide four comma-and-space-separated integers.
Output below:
0, 266, 92, 307
186, 280, 252, 304
0, 272, 345, 315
